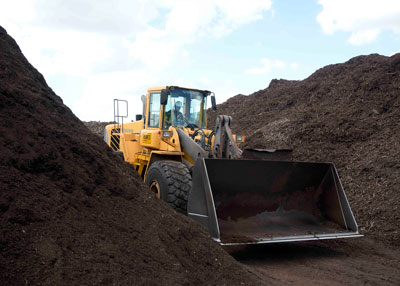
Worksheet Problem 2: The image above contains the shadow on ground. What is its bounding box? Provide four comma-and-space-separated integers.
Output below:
226, 241, 344, 263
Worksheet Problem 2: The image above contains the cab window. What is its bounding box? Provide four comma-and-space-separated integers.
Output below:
163, 88, 207, 129
148, 92, 161, 128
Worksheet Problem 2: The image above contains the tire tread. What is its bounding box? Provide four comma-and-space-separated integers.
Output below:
148, 160, 192, 214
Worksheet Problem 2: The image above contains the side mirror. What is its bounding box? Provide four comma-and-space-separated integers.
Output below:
141, 94, 146, 116
211, 94, 217, 110
160, 89, 169, 105
135, 114, 143, 121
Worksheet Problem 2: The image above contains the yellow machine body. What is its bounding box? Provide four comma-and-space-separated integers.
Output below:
104, 86, 241, 177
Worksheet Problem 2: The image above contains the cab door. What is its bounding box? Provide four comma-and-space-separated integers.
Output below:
140, 91, 162, 149
146, 91, 162, 129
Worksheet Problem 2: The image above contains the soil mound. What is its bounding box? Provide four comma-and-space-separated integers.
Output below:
0, 26, 265, 286
83, 121, 113, 138
208, 53, 400, 245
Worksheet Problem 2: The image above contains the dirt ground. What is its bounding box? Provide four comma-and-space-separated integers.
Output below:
228, 238, 400, 286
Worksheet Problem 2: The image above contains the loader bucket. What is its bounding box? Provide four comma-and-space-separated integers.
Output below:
188, 158, 362, 245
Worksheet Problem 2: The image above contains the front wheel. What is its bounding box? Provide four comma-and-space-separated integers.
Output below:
145, 160, 192, 215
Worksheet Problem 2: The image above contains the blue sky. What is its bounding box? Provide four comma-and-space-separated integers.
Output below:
1, 0, 399, 121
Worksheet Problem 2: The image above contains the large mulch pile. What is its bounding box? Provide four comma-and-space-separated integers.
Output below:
83, 121, 113, 138
208, 53, 400, 246
0, 26, 266, 286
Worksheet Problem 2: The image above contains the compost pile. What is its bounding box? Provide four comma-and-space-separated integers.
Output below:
208, 53, 400, 245
83, 121, 113, 138
0, 27, 265, 286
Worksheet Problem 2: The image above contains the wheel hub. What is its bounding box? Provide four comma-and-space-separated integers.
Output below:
149, 181, 161, 199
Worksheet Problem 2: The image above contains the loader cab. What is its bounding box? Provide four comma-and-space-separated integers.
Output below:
159, 86, 211, 130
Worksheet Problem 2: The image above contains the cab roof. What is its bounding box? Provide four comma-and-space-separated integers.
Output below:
147, 86, 211, 95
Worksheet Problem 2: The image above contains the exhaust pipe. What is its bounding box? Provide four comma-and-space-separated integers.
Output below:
188, 158, 362, 245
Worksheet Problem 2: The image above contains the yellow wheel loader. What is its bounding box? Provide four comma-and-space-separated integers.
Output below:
104, 86, 362, 245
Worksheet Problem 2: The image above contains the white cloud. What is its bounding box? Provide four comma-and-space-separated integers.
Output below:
196, 77, 240, 104
317, 0, 400, 45
124, 0, 273, 68
0, 0, 36, 23
75, 69, 157, 121
212, 78, 238, 104
0, 0, 273, 120
33, 0, 160, 35
199, 77, 210, 84
245, 58, 297, 75
22, 28, 111, 77
348, 29, 380, 45
212, 0, 272, 36
290, 62, 298, 70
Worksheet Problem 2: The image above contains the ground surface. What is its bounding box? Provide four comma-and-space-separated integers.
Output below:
229, 238, 400, 286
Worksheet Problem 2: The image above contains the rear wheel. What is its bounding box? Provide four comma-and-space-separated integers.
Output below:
145, 160, 192, 215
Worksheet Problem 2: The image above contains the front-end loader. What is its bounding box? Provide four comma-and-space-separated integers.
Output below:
104, 86, 362, 245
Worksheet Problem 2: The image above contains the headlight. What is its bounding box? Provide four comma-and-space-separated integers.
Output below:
162, 131, 172, 138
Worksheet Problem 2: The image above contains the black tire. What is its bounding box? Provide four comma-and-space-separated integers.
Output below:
145, 160, 192, 215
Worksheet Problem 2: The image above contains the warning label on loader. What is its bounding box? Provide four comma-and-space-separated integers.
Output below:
143, 134, 151, 144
